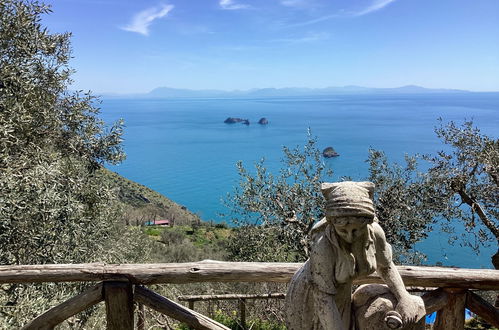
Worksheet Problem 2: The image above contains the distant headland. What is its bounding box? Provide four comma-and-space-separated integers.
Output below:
102, 85, 487, 99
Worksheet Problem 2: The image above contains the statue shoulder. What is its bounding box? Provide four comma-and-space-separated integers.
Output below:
311, 217, 328, 236
369, 221, 387, 242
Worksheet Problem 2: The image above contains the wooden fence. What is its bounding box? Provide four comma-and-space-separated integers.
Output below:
0, 261, 498, 329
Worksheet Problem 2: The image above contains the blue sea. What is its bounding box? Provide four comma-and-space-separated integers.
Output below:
100, 93, 499, 268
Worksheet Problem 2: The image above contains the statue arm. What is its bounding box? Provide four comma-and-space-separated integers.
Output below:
314, 290, 346, 330
372, 223, 420, 323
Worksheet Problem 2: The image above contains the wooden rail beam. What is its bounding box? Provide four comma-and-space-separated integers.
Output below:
178, 293, 286, 301
0, 262, 498, 290
21, 283, 103, 330
421, 288, 450, 315
466, 291, 499, 328
134, 286, 230, 330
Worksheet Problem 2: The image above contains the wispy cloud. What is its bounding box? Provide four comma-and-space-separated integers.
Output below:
353, 0, 397, 16
280, 0, 308, 7
219, 0, 249, 10
284, 0, 397, 27
122, 4, 174, 36
285, 13, 340, 28
270, 32, 330, 44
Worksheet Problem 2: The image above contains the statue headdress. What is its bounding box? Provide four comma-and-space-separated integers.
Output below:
321, 181, 375, 221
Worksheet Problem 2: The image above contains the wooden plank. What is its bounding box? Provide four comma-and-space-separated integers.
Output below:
21, 283, 103, 330
178, 293, 286, 301
134, 285, 230, 330
433, 289, 466, 330
104, 281, 134, 330
357, 265, 499, 290
466, 291, 499, 328
239, 299, 246, 330
421, 288, 450, 315
0, 262, 498, 290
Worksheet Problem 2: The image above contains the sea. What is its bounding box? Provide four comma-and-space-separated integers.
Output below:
100, 92, 499, 268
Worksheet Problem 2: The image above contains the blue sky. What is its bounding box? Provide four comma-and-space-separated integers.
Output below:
43, 0, 499, 93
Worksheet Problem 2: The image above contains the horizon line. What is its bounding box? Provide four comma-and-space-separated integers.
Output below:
94, 84, 499, 96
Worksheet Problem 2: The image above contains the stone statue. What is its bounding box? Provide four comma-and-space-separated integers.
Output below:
285, 181, 425, 330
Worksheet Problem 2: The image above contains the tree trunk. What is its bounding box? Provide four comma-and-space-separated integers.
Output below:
493, 249, 499, 307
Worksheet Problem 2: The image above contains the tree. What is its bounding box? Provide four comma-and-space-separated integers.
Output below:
225, 131, 431, 263
225, 132, 332, 261
370, 120, 498, 267
226, 121, 498, 267
0, 1, 152, 326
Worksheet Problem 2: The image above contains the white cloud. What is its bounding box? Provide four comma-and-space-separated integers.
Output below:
219, 0, 249, 10
354, 0, 397, 16
121, 4, 174, 36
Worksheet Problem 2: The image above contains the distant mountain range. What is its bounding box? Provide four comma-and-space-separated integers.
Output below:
104, 85, 474, 99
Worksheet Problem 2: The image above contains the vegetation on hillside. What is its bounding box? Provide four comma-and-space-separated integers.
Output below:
100, 169, 202, 227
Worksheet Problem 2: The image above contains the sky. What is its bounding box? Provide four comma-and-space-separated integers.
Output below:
42, 0, 499, 94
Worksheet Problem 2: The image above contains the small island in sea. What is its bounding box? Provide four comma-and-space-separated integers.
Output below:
224, 117, 250, 125
323, 146, 339, 158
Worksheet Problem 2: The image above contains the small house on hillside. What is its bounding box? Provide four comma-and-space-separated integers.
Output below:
144, 219, 171, 227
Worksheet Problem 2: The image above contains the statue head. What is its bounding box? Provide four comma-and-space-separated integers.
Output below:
321, 181, 375, 243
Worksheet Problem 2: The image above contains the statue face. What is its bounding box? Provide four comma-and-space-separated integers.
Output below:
333, 217, 368, 243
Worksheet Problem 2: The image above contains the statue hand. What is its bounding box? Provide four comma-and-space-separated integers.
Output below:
395, 294, 425, 324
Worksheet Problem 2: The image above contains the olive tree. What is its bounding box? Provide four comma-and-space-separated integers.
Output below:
225, 132, 332, 261
0, 1, 152, 326
224, 133, 431, 263
370, 120, 498, 267
226, 121, 498, 267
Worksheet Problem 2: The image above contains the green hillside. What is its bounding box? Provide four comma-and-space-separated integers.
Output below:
99, 169, 202, 227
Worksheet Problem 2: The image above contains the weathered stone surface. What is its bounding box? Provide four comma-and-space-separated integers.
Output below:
285, 181, 426, 330
353, 284, 425, 330
323, 146, 339, 158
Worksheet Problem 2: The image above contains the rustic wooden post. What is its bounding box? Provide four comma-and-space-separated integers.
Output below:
137, 303, 145, 330
239, 298, 246, 330
189, 299, 195, 310
433, 288, 467, 330
103, 281, 134, 330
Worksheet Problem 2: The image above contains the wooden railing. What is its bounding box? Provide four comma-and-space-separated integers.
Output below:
0, 261, 498, 329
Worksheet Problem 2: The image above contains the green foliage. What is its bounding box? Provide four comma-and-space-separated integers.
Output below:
100, 169, 202, 226
367, 151, 442, 263
226, 121, 499, 266
177, 309, 286, 330
0, 1, 156, 327
426, 120, 498, 251
224, 131, 332, 262
144, 225, 230, 263
369, 120, 498, 265
465, 316, 498, 330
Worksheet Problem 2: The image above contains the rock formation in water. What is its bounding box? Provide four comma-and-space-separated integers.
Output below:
323, 146, 339, 158
258, 117, 269, 125
224, 117, 250, 125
